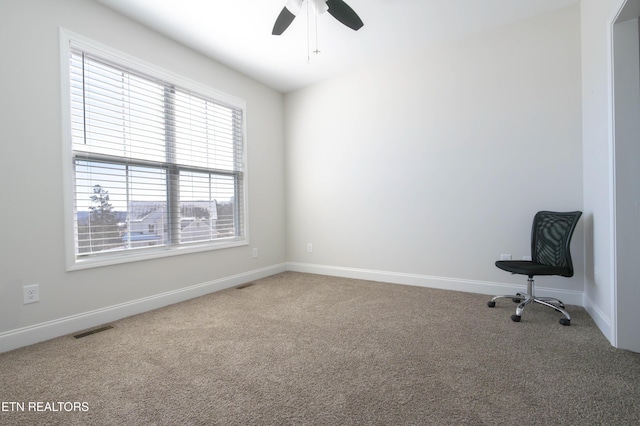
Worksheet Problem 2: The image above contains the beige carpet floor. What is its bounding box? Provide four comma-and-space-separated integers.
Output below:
1, 272, 639, 425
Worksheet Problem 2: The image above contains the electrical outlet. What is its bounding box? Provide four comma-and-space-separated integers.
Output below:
307, 243, 313, 253
500, 254, 512, 261
23, 284, 39, 304
252, 248, 258, 258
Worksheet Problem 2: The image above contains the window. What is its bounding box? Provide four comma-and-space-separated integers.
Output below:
61, 31, 247, 269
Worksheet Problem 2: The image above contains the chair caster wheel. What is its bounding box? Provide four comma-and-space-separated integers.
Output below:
559, 318, 571, 326
511, 314, 521, 322
487, 301, 496, 308
512, 298, 521, 303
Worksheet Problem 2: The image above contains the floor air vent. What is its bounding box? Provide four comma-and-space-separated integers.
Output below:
236, 282, 255, 290
73, 325, 114, 339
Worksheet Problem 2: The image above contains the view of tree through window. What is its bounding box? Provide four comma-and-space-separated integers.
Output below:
69, 46, 245, 260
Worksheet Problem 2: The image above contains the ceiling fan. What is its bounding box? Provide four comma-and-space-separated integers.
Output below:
272, 0, 364, 36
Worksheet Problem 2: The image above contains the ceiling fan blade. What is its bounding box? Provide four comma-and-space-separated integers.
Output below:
272, 7, 296, 35
272, 0, 304, 36
326, 0, 364, 31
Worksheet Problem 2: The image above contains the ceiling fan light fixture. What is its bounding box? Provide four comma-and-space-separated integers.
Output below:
285, 0, 304, 15
310, 0, 329, 15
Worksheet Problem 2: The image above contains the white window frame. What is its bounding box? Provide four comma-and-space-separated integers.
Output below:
60, 29, 249, 271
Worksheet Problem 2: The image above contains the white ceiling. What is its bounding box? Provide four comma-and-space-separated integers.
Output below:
96, 0, 580, 93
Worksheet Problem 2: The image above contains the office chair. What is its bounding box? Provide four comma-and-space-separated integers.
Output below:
487, 211, 582, 326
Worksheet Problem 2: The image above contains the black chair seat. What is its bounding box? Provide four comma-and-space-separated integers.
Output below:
495, 260, 571, 277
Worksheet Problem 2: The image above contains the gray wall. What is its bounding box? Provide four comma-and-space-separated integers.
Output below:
0, 0, 286, 351
580, 0, 631, 347
2, 0, 631, 352
285, 6, 584, 298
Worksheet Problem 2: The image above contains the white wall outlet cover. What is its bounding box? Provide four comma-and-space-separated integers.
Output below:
23, 284, 40, 304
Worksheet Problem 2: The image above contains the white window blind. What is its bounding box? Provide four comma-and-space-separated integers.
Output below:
67, 46, 245, 262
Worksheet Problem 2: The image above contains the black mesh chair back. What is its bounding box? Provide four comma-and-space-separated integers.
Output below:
532, 211, 582, 277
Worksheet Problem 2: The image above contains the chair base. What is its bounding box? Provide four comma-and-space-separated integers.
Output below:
487, 278, 571, 326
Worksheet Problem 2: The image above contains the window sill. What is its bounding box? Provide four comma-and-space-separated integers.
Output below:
67, 239, 248, 271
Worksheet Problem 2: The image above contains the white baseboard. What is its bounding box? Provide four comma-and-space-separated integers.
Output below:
583, 294, 613, 343
1, 262, 589, 354
0, 263, 287, 354
286, 262, 585, 306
